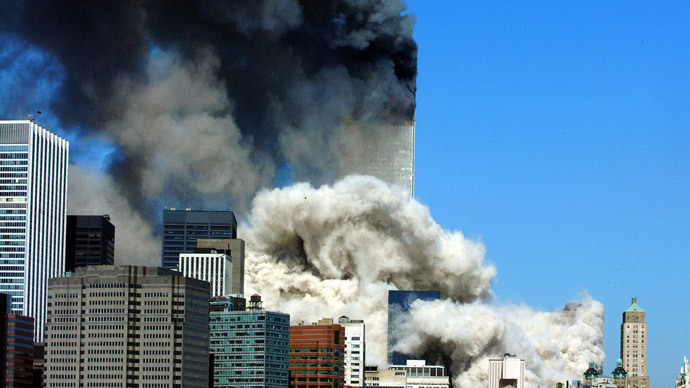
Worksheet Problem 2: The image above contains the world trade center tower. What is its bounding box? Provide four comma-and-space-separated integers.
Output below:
0, 120, 69, 342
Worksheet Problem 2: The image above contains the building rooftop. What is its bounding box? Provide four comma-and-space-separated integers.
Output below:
625, 298, 645, 313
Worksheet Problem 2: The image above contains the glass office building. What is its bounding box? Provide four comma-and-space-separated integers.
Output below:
210, 297, 290, 388
162, 209, 237, 269
0, 120, 69, 342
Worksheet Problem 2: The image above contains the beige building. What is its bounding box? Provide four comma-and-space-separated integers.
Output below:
489, 354, 525, 388
195, 238, 245, 295
44, 265, 210, 388
620, 298, 649, 388
390, 360, 450, 388
365, 367, 407, 388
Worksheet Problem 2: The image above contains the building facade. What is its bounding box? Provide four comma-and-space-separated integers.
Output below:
0, 120, 69, 342
0, 293, 34, 387
488, 354, 525, 388
389, 360, 450, 388
44, 265, 210, 388
210, 295, 290, 388
387, 290, 440, 365
365, 366, 407, 388
338, 119, 415, 196
290, 321, 346, 388
162, 209, 237, 269
179, 252, 232, 297
196, 238, 245, 295
337, 316, 365, 387
65, 215, 115, 271
620, 298, 649, 388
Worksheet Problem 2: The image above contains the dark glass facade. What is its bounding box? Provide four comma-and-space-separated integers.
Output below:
162, 210, 237, 269
210, 308, 290, 388
65, 215, 115, 272
387, 290, 440, 365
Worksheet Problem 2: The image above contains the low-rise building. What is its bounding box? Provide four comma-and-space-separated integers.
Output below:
390, 359, 450, 388
365, 366, 407, 388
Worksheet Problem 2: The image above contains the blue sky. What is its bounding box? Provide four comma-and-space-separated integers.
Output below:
407, 0, 690, 383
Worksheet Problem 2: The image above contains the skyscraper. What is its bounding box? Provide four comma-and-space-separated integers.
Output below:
620, 298, 649, 388
65, 214, 115, 271
489, 354, 525, 388
338, 316, 366, 388
0, 120, 69, 342
162, 209, 237, 269
210, 295, 290, 388
179, 251, 232, 297
387, 290, 440, 365
338, 119, 415, 196
44, 265, 210, 387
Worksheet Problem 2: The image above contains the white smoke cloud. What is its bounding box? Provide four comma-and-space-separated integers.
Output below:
242, 175, 604, 386
68, 164, 160, 265
395, 296, 604, 388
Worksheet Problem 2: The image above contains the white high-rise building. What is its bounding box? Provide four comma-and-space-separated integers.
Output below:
338, 316, 366, 387
178, 251, 232, 297
0, 120, 69, 341
489, 354, 525, 388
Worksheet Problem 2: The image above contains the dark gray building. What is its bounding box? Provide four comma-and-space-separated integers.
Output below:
162, 209, 237, 269
387, 290, 441, 365
65, 215, 115, 272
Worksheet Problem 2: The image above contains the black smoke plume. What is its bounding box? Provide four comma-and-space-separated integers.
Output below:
1, 0, 416, 213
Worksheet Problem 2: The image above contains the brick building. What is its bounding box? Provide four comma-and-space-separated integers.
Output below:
290, 320, 346, 388
0, 293, 34, 387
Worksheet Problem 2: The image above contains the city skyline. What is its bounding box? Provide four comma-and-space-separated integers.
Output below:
1, 1, 689, 387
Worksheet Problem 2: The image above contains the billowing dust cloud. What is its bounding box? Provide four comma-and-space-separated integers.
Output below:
243, 176, 604, 388
1, 1, 604, 386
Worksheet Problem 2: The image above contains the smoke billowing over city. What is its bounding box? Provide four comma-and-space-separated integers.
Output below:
0, 1, 604, 387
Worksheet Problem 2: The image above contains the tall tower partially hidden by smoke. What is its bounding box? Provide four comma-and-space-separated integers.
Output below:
620, 298, 650, 388
0, 120, 69, 342
338, 118, 416, 196
387, 290, 440, 365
